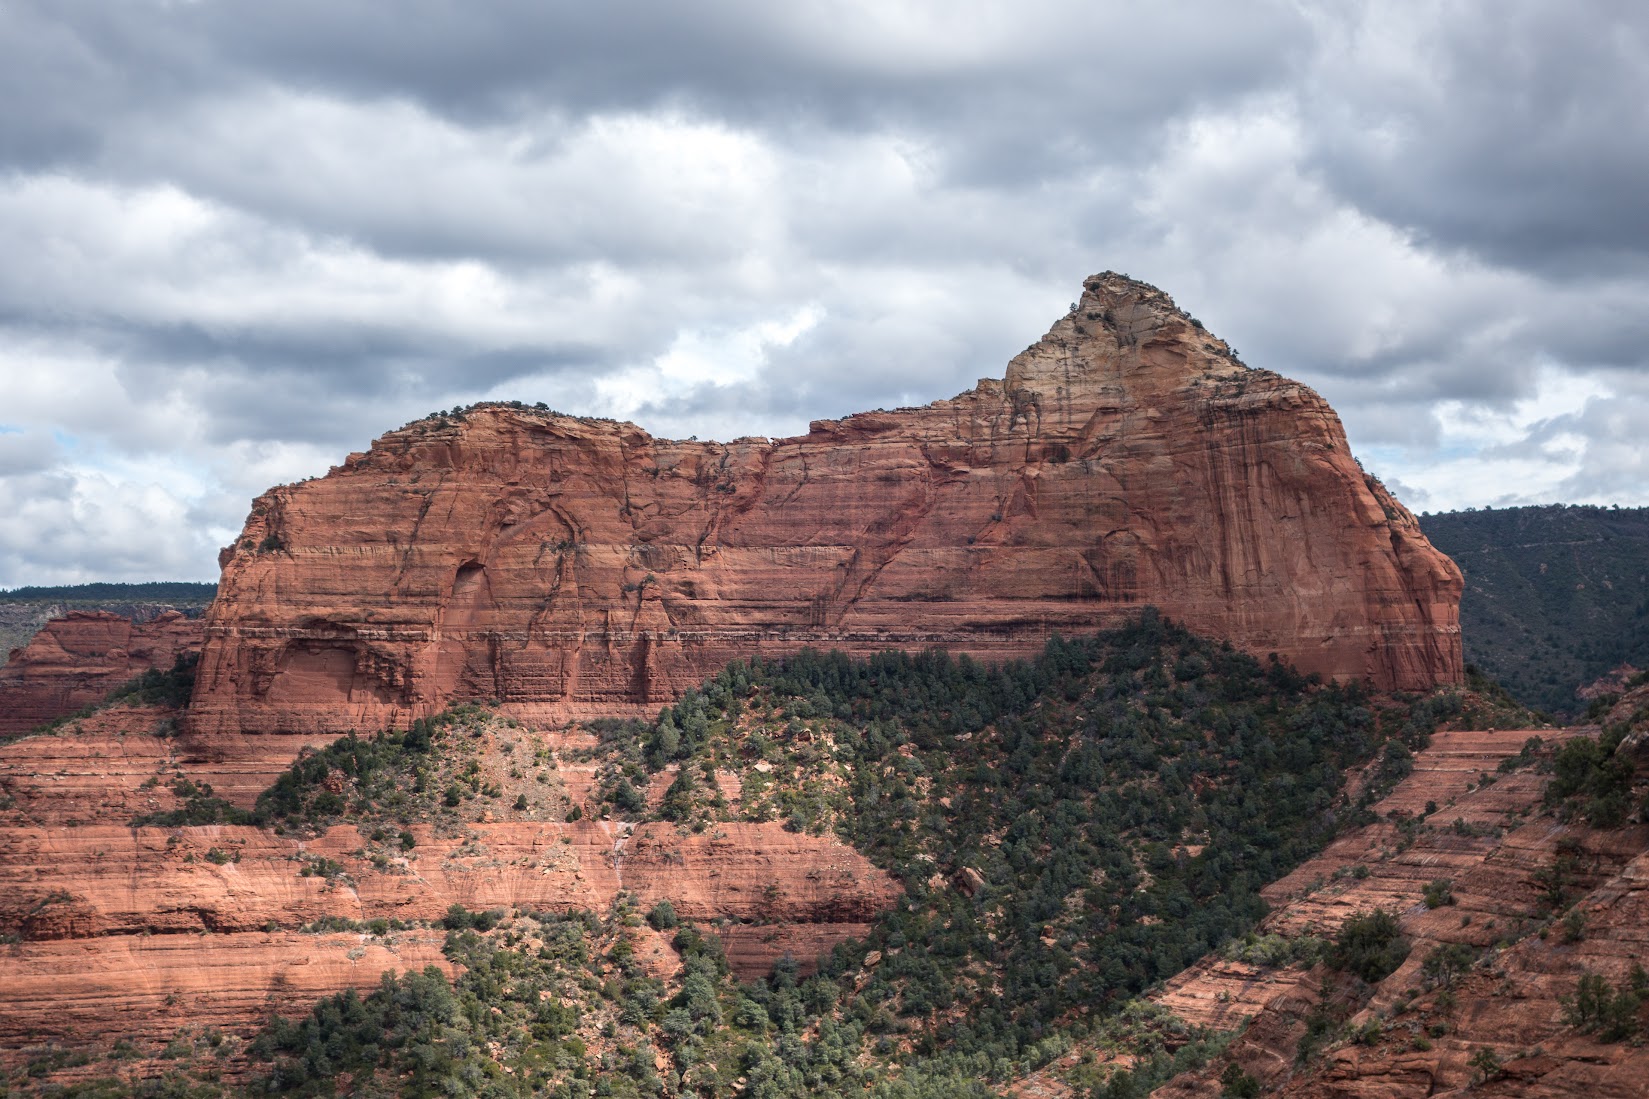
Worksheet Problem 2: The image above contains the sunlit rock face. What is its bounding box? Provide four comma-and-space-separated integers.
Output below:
0, 610, 203, 737
190, 273, 1463, 739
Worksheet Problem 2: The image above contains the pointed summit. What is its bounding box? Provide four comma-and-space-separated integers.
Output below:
192, 273, 1461, 737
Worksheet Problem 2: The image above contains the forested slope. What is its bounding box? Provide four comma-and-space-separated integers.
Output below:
1420, 505, 1649, 716
2, 614, 1464, 1098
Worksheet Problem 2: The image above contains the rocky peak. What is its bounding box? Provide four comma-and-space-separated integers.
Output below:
189, 274, 1463, 738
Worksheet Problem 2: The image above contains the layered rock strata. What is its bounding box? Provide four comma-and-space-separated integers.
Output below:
0, 706, 899, 1056
0, 611, 204, 737
1151, 723, 1649, 1098
191, 274, 1462, 738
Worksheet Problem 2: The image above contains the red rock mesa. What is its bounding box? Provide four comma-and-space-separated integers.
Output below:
190, 273, 1462, 738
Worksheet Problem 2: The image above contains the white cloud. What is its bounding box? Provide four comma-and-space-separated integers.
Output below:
1, 1, 1647, 586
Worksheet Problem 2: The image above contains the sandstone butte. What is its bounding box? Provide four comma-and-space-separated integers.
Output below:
187, 272, 1463, 742
0, 272, 1472, 1080
0, 610, 203, 737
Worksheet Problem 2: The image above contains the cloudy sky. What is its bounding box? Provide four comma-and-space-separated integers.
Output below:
1, 1, 1645, 586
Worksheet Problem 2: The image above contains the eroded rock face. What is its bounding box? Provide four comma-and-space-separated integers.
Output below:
1149, 725, 1649, 1099
0, 611, 203, 737
0, 706, 899, 1055
191, 274, 1462, 738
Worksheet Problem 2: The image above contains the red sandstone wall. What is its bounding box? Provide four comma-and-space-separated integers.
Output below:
0, 610, 203, 736
190, 274, 1462, 738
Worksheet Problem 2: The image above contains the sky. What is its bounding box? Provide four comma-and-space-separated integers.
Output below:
1, 1, 1646, 586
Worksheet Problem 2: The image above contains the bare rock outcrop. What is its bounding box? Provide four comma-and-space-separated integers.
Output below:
0, 611, 203, 737
190, 274, 1462, 738
0, 705, 899, 1056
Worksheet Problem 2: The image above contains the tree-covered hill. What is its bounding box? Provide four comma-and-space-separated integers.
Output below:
1420, 505, 1649, 718
0, 582, 217, 603
7, 614, 1469, 1098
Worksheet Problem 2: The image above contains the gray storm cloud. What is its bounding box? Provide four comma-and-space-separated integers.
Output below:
0, 0, 1644, 584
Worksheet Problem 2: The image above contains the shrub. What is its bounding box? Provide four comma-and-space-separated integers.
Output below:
1219, 1062, 1260, 1097
647, 900, 679, 931
1419, 943, 1475, 990
1328, 909, 1409, 984
1563, 968, 1646, 1041
1422, 879, 1454, 908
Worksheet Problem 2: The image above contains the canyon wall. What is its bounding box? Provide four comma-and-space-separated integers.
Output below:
190, 273, 1462, 738
0, 703, 900, 1055
0, 610, 204, 737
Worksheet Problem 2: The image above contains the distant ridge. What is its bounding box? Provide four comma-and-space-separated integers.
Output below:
0, 581, 217, 603
1420, 504, 1649, 716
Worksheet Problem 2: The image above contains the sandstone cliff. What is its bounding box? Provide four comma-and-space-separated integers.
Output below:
190, 274, 1461, 738
0, 703, 899, 1055
0, 610, 204, 737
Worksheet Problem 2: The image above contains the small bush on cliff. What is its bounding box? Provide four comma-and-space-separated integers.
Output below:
1563, 966, 1648, 1041
1219, 1062, 1260, 1098
1419, 942, 1477, 990
131, 778, 252, 827
109, 652, 201, 710
1422, 879, 1455, 908
441, 903, 503, 932
1545, 729, 1638, 827
1327, 909, 1409, 985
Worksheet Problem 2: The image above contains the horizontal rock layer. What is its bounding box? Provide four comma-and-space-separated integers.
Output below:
1150, 722, 1649, 1099
0, 706, 900, 1057
191, 274, 1462, 738
0, 610, 203, 737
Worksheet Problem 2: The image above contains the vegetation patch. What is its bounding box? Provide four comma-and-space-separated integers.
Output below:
59, 612, 1468, 1098
1420, 504, 1649, 717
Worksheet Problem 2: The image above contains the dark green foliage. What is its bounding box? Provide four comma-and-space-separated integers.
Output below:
1563, 966, 1648, 1041
1421, 879, 1454, 908
596, 612, 1438, 1076
243, 704, 500, 833
1219, 931, 1325, 968
250, 965, 464, 1096
1219, 1062, 1260, 1098
717, 618, 1388, 1048
300, 915, 421, 935
1327, 909, 1409, 984
1468, 1046, 1502, 1083
247, 908, 730, 1097
609, 776, 645, 814
131, 778, 253, 827
1369, 739, 1414, 789
132, 704, 507, 831
0, 582, 216, 603
440, 904, 503, 932
1420, 504, 1649, 716
1419, 943, 1476, 989
1535, 850, 1580, 912
255, 726, 436, 830
110, 652, 200, 709
1544, 729, 1638, 827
